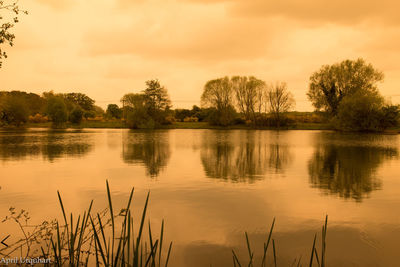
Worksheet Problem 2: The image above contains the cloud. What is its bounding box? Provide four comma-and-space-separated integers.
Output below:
33, 0, 74, 10
82, 1, 291, 63
183, 0, 400, 25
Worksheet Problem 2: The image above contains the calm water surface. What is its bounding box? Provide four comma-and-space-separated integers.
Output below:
1, 129, 400, 266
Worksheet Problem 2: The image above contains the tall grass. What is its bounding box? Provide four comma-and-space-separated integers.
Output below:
43, 180, 172, 267
232, 216, 328, 267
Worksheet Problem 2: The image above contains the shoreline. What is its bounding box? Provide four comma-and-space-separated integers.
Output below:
1, 121, 399, 134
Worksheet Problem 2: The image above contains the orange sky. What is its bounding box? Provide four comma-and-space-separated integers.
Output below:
1, 0, 400, 110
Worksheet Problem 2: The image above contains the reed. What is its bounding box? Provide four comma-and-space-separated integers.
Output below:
232, 216, 328, 267
43, 180, 172, 267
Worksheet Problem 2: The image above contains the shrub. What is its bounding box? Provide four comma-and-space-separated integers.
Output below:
28, 113, 49, 123
183, 116, 198, 122
336, 90, 396, 131
126, 109, 155, 129
69, 107, 84, 124
165, 115, 176, 124
47, 96, 68, 128
207, 106, 236, 126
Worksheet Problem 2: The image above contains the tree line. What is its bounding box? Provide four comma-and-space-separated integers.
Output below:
1, 58, 399, 131
0, 91, 104, 127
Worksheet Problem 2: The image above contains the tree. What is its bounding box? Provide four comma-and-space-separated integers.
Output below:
201, 77, 236, 126
232, 76, 266, 122
308, 58, 384, 115
46, 96, 68, 128
267, 82, 295, 127
69, 106, 83, 124
122, 80, 173, 128
0, 1, 27, 68
0, 94, 28, 126
122, 93, 153, 129
143, 79, 171, 114
62, 93, 95, 111
106, 104, 122, 119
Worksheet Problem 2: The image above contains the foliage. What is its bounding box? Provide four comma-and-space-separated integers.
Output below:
183, 116, 198, 122
0, 1, 27, 68
201, 77, 236, 126
267, 82, 295, 127
0, 91, 46, 115
28, 113, 48, 123
61, 93, 95, 111
69, 106, 84, 124
380, 104, 400, 129
308, 58, 384, 115
143, 79, 171, 114
122, 80, 173, 129
174, 105, 210, 122
0, 94, 28, 126
46, 96, 68, 128
93, 105, 105, 117
106, 104, 122, 119
336, 90, 400, 131
174, 109, 192, 122
207, 106, 237, 126
232, 76, 266, 121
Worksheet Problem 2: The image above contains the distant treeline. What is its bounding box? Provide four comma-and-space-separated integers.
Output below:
0, 91, 104, 127
1, 58, 399, 131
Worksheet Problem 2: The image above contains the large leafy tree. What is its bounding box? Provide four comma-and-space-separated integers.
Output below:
143, 79, 171, 114
0, 1, 27, 68
307, 58, 384, 115
62, 93, 95, 111
122, 79, 172, 129
106, 104, 122, 119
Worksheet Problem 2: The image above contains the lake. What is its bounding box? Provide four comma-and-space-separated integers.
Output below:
1, 129, 400, 266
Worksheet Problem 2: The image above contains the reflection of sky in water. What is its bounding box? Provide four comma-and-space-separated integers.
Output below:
0, 129, 400, 266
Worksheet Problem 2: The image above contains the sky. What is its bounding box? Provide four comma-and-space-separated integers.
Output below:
1, 0, 400, 110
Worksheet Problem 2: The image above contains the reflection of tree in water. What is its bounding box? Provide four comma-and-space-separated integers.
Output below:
0, 131, 93, 162
122, 131, 170, 177
41, 133, 93, 162
268, 144, 292, 173
201, 131, 292, 183
308, 134, 398, 202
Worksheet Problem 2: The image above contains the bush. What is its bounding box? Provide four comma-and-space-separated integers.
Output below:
126, 109, 155, 129
69, 107, 84, 124
165, 115, 176, 124
255, 114, 294, 127
207, 106, 236, 126
336, 90, 396, 131
28, 114, 49, 123
380, 105, 400, 129
84, 110, 96, 119
183, 116, 198, 122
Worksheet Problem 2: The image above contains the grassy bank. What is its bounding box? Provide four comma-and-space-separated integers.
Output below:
9, 121, 400, 133
22, 121, 332, 130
